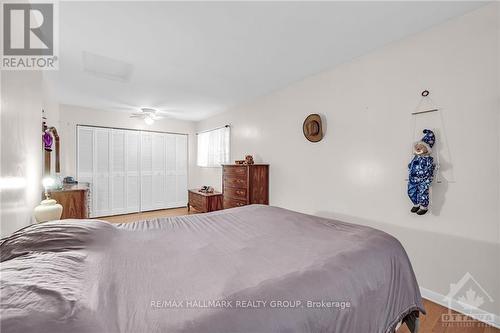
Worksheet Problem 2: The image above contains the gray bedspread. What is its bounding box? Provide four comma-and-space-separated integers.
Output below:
0, 205, 424, 333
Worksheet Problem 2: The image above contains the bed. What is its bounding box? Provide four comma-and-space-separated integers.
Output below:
0, 205, 424, 333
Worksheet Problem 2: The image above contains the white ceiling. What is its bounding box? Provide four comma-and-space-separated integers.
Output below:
48, 1, 486, 121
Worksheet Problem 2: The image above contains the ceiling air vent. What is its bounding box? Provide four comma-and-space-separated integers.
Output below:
82, 51, 134, 82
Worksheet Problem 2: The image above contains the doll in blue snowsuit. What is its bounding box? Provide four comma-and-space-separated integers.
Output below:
407, 129, 436, 215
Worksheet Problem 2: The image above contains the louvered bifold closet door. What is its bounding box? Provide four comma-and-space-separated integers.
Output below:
78, 126, 188, 216
93, 128, 112, 217
152, 133, 167, 209
140, 132, 154, 211
125, 131, 140, 213
165, 133, 188, 208
165, 134, 178, 208
110, 129, 126, 215
77, 126, 94, 217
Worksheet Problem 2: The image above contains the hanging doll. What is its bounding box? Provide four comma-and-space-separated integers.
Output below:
407, 129, 436, 215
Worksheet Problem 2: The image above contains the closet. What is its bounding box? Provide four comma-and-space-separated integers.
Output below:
77, 125, 188, 218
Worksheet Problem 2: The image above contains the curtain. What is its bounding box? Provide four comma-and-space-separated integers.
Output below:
197, 126, 230, 167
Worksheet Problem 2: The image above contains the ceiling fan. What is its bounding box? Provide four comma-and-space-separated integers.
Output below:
129, 108, 164, 125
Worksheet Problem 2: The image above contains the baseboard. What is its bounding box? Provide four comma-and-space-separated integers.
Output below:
420, 287, 500, 329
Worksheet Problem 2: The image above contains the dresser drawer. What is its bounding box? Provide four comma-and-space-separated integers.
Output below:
224, 187, 247, 200
224, 197, 247, 209
223, 174, 247, 188
223, 166, 247, 177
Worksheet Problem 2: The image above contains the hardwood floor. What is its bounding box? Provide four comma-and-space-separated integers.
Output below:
96, 209, 499, 333
397, 299, 499, 333
96, 207, 192, 223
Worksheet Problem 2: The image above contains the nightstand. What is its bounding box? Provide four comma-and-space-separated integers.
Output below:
188, 189, 223, 213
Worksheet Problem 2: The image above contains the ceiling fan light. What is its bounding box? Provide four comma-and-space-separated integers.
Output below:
144, 116, 154, 125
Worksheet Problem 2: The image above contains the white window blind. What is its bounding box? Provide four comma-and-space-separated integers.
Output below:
197, 126, 230, 167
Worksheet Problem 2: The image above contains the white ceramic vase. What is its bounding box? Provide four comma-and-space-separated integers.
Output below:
33, 199, 63, 223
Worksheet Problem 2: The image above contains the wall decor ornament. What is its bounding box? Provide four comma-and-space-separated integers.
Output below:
244, 155, 254, 165
407, 129, 436, 215
42, 131, 53, 151
303, 114, 323, 142
235, 155, 254, 165
42, 110, 60, 176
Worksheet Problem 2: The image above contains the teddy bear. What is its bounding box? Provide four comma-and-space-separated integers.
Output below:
407, 129, 436, 215
244, 155, 254, 165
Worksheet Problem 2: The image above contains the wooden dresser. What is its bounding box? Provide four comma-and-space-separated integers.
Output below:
188, 189, 223, 213
222, 164, 269, 209
48, 183, 90, 219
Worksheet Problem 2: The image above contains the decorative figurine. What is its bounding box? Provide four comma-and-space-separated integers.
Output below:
199, 186, 214, 194
244, 155, 254, 165
407, 129, 436, 215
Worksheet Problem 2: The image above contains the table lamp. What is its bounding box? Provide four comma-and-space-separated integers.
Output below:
33, 177, 63, 223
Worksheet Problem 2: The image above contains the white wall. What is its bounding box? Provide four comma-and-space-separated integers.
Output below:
194, 4, 500, 318
497, 1, 500, 247
42, 74, 61, 175
58, 104, 197, 188
42, 76, 60, 127
0, 71, 44, 237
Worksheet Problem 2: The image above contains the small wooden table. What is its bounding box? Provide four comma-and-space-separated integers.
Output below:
188, 189, 223, 213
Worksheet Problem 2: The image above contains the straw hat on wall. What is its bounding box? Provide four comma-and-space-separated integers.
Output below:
303, 114, 323, 142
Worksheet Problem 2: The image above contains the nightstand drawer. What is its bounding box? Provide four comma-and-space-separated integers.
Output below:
189, 191, 204, 207
190, 201, 205, 212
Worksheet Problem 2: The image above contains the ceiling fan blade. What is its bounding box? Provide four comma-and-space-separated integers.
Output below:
156, 110, 181, 116
140, 107, 157, 114
130, 114, 145, 118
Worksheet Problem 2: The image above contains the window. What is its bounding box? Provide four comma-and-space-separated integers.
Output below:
197, 126, 230, 167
